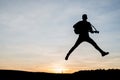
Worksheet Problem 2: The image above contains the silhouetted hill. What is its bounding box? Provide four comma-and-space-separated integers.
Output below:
73, 69, 120, 80
0, 69, 120, 80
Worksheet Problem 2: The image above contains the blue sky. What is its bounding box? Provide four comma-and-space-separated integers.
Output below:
0, 0, 120, 73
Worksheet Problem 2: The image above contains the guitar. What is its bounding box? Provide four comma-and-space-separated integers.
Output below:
93, 30, 99, 33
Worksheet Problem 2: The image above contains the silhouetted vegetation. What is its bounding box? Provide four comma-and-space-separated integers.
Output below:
0, 69, 119, 80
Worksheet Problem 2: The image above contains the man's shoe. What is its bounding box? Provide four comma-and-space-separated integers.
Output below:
102, 52, 109, 57
65, 56, 68, 60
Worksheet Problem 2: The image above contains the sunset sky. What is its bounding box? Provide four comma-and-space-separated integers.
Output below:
0, 0, 120, 73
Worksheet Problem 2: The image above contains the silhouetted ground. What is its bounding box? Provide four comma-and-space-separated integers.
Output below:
0, 69, 120, 80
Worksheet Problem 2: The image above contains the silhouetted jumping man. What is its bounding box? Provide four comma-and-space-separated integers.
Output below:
65, 14, 109, 60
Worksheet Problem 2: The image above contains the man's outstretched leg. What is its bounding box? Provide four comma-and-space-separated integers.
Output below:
87, 38, 109, 57
65, 37, 83, 60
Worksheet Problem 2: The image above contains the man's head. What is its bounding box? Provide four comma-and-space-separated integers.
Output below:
82, 14, 87, 20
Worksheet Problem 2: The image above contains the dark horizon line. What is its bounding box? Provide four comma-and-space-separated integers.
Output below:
0, 68, 120, 74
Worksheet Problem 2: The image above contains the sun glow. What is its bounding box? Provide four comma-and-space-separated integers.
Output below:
52, 65, 68, 73
54, 66, 64, 73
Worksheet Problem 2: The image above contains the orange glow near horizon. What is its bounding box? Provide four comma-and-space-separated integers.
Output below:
51, 64, 69, 73
0, 64, 115, 73
52, 65, 69, 73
